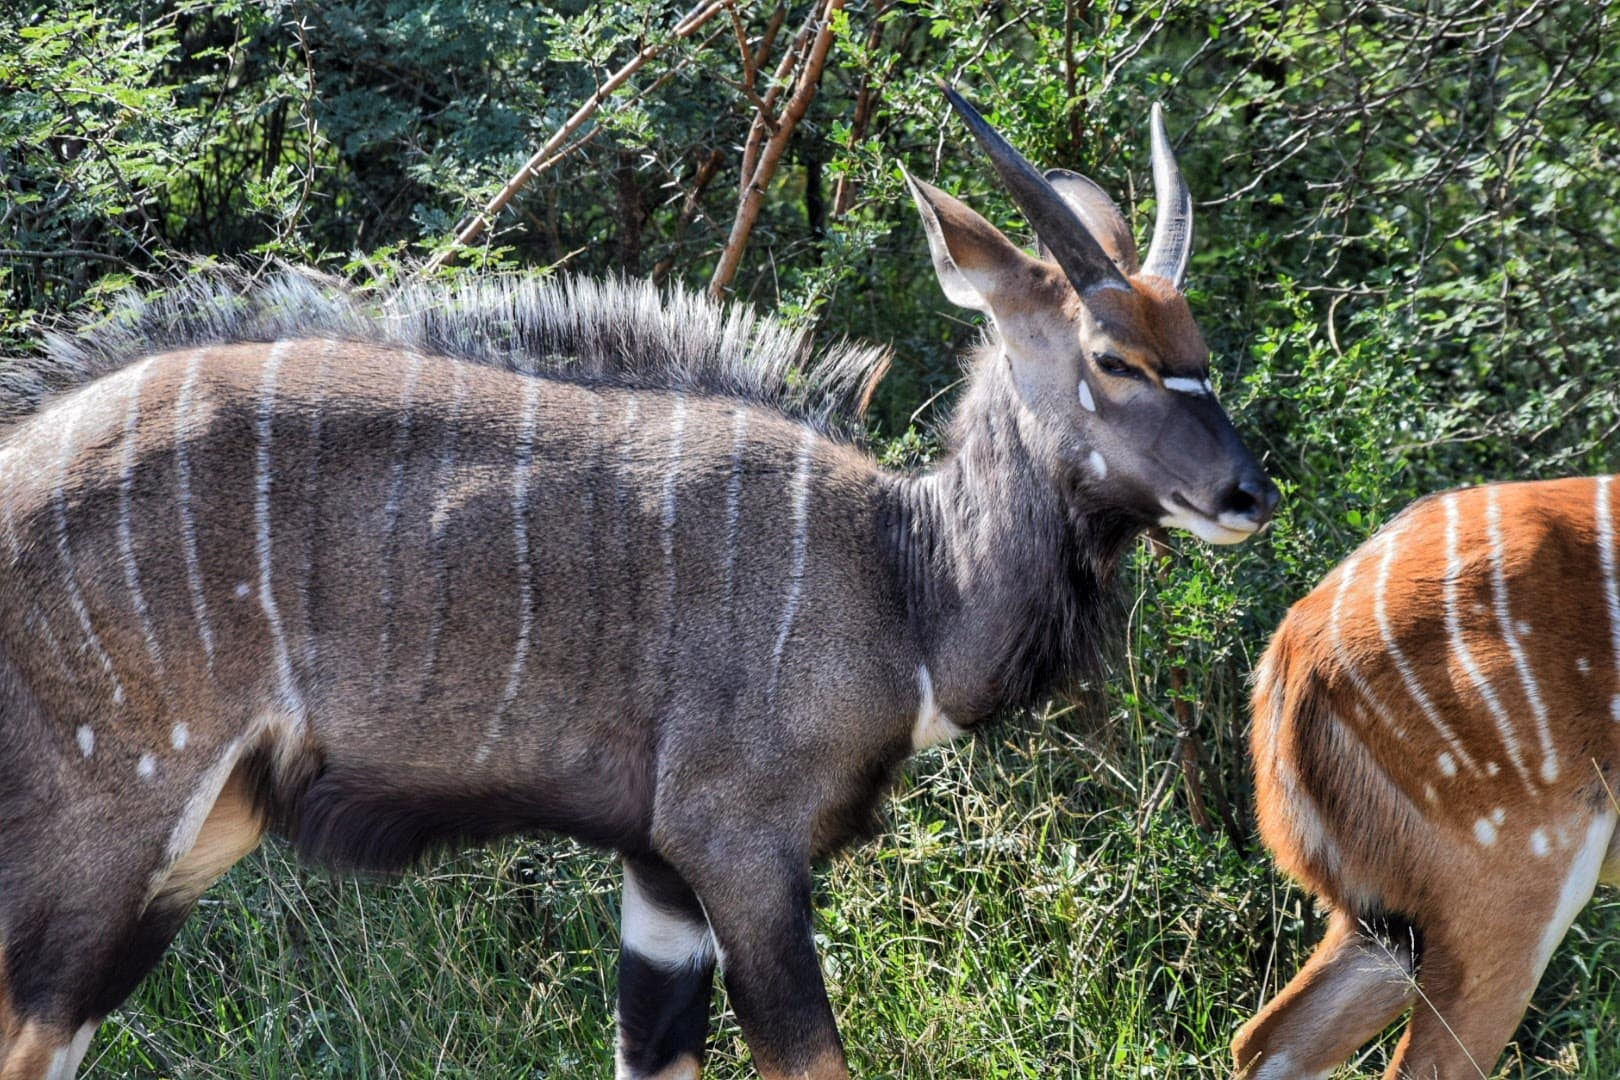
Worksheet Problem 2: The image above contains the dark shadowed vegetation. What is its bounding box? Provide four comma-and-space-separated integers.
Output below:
3, 0, 1619, 1074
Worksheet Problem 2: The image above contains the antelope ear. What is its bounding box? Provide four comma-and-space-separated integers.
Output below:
1043, 169, 1140, 275
903, 168, 1031, 313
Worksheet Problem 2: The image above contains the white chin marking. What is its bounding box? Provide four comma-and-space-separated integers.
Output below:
1078, 380, 1097, 413
1088, 450, 1107, 479
1157, 504, 1257, 545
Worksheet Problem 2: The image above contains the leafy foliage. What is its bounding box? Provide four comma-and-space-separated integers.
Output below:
4, 0, 1619, 1075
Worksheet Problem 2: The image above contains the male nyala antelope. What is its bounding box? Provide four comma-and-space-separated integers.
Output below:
0, 90, 1276, 1079
1236, 477, 1620, 1079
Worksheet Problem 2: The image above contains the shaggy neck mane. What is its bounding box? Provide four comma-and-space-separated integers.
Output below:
898, 345, 1139, 721
4, 271, 890, 438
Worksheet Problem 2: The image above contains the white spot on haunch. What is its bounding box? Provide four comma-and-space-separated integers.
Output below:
171, 723, 189, 751
137, 753, 156, 781
233, 581, 250, 599
77, 725, 94, 758
1424, 783, 1437, 803
1530, 828, 1551, 857
1088, 450, 1107, 479
1078, 380, 1097, 412
1578, 657, 1592, 674
1474, 818, 1498, 845
1438, 751, 1457, 777
1491, 807, 1506, 826
912, 664, 965, 750
1517, 619, 1531, 637
1485, 761, 1500, 777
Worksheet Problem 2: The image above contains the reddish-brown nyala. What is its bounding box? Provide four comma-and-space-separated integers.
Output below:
0, 89, 1277, 1080
1236, 476, 1620, 1079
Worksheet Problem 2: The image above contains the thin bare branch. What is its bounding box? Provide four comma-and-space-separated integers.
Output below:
711, 0, 847, 298
420, 0, 727, 276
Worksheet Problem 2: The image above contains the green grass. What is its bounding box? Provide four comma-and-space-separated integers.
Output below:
94, 691, 1620, 1078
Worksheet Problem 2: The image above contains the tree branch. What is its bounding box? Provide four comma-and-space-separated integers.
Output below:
710, 0, 846, 298
419, 0, 728, 276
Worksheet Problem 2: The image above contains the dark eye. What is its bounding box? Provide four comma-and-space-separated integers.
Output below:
1095, 353, 1137, 378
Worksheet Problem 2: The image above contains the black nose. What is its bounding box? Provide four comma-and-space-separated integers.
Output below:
1216, 472, 1281, 525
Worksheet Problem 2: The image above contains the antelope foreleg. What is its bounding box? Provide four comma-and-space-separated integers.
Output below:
616, 856, 715, 1080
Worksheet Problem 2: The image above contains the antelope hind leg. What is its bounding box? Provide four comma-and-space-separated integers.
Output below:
0, 763, 265, 1079
1385, 814, 1613, 1080
1232, 909, 1419, 1079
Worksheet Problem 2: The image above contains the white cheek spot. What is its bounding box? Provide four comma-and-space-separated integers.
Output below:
1530, 828, 1551, 857
1491, 807, 1506, 826
171, 723, 189, 751
136, 753, 156, 781
1474, 818, 1498, 845
1078, 380, 1097, 413
233, 581, 250, 599
76, 725, 95, 758
1088, 450, 1107, 479
1437, 751, 1458, 777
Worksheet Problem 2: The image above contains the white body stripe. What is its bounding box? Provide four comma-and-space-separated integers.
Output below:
722, 407, 750, 603
660, 394, 688, 592
1598, 477, 1620, 723
255, 342, 304, 727
1483, 487, 1557, 779
419, 363, 468, 688
298, 340, 338, 678
118, 358, 167, 683
174, 348, 216, 669
767, 429, 818, 697
52, 409, 126, 706
1443, 494, 1530, 784
375, 352, 423, 669
1327, 555, 1406, 741
621, 863, 714, 970
475, 378, 543, 762
1373, 523, 1476, 771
